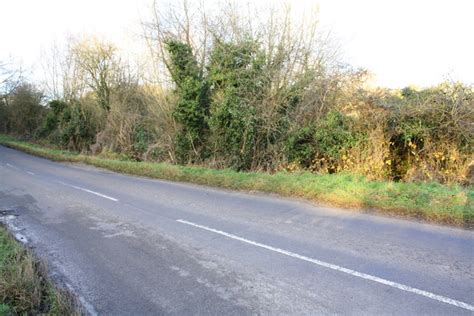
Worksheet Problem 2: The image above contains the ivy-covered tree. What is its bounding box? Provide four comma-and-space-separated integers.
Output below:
40, 99, 68, 137
207, 39, 268, 170
165, 40, 209, 163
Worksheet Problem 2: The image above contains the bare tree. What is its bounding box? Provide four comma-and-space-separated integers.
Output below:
141, 0, 212, 85
68, 36, 122, 111
0, 59, 23, 100
40, 41, 67, 100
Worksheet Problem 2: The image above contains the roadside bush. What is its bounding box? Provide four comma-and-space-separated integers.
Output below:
39, 99, 68, 138
207, 40, 267, 170
286, 126, 317, 168
58, 103, 97, 152
386, 82, 473, 183
3, 84, 45, 138
344, 125, 391, 179
0, 99, 8, 133
285, 111, 362, 173
314, 111, 359, 162
98, 88, 141, 157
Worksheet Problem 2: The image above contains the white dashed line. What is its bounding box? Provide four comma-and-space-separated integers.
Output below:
176, 219, 474, 312
5, 163, 35, 176
58, 181, 118, 202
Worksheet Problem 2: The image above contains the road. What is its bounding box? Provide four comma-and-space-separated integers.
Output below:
0, 145, 473, 315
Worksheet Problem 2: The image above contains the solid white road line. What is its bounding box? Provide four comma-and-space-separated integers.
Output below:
58, 181, 118, 202
26, 171, 35, 175
176, 219, 474, 312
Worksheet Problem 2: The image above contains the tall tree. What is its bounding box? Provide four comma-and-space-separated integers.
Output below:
70, 37, 121, 111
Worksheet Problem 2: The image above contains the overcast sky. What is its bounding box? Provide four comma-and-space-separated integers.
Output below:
1, 0, 472, 88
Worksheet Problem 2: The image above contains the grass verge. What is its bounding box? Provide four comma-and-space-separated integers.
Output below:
0, 134, 472, 228
0, 225, 80, 315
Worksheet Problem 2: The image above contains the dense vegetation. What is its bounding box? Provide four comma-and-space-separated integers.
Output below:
0, 2, 472, 187
0, 226, 80, 314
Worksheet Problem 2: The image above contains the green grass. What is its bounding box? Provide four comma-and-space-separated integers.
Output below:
0, 134, 472, 228
0, 226, 80, 315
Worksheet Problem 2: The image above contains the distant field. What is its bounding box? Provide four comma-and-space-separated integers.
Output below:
0, 134, 472, 228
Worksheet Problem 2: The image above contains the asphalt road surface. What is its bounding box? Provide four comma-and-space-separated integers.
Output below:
0, 145, 473, 315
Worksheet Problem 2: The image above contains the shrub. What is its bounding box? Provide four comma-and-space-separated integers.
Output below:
3, 84, 45, 137
58, 104, 96, 151
285, 126, 317, 167
386, 82, 473, 182
39, 100, 68, 138
132, 125, 153, 159
314, 111, 359, 161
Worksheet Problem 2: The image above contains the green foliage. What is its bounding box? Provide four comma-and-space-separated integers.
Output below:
286, 111, 360, 168
165, 41, 200, 83
41, 114, 58, 137
0, 227, 80, 315
0, 303, 11, 314
286, 126, 317, 167
1, 25, 471, 187
207, 39, 267, 170
0, 99, 8, 133
49, 99, 68, 116
132, 125, 152, 158
2, 83, 44, 137
391, 83, 473, 148
314, 111, 359, 161
165, 40, 210, 163
39, 100, 68, 137
385, 83, 474, 181
58, 105, 96, 151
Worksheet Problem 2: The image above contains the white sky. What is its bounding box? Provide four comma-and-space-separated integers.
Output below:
0, 0, 473, 88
